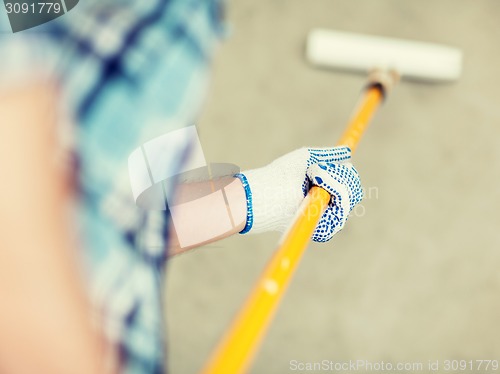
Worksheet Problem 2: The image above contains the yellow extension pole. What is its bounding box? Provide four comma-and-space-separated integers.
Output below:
201, 84, 385, 374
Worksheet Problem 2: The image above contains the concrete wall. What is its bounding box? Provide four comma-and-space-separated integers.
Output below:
166, 1, 500, 373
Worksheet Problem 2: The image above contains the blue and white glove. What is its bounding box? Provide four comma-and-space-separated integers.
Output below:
235, 146, 363, 242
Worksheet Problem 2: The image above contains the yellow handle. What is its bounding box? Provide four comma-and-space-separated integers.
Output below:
201, 85, 384, 374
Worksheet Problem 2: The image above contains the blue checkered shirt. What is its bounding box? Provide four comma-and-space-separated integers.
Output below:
0, 0, 225, 372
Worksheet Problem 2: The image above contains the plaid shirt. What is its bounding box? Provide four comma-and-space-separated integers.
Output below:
0, 0, 225, 372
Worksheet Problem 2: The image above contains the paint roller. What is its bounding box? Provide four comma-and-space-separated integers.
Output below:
201, 30, 463, 374
307, 29, 462, 82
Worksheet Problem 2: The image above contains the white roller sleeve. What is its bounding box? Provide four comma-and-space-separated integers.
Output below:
307, 29, 463, 82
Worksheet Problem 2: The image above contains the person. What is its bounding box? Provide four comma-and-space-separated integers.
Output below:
0, 0, 362, 373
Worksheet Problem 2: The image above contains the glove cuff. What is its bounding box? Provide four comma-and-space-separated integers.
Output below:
236, 166, 303, 234
234, 173, 254, 234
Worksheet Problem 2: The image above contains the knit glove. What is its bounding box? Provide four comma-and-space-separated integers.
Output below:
235, 146, 363, 242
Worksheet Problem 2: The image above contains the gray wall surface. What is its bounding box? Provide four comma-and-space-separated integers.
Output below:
166, 1, 500, 373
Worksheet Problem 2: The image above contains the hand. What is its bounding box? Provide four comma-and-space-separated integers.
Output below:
306, 160, 363, 242
235, 146, 363, 242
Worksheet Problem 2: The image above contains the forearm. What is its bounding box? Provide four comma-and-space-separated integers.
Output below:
166, 145, 363, 255
0, 84, 106, 374
167, 145, 364, 255
168, 176, 247, 255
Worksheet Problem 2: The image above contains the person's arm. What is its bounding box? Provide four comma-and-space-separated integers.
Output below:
0, 83, 107, 374
167, 146, 363, 255
168, 176, 247, 255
